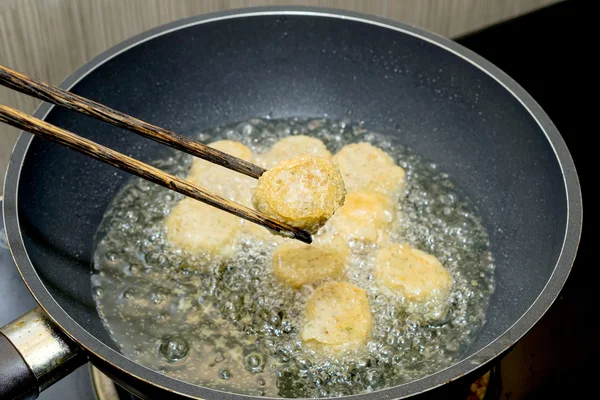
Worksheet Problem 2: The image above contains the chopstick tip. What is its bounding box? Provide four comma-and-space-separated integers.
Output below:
296, 230, 313, 244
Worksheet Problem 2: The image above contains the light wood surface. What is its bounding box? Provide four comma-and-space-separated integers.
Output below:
0, 0, 561, 192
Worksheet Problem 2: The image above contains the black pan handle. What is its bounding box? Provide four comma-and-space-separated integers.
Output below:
0, 307, 87, 399
0, 333, 37, 400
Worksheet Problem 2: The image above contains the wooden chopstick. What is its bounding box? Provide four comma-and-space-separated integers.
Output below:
0, 104, 312, 244
0, 64, 266, 179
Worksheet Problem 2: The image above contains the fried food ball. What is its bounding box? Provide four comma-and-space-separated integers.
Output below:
163, 197, 241, 258
301, 281, 372, 352
272, 239, 349, 288
252, 154, 346, 234
332, 143, 406, 199
187, 140, 255, 204
374, 243, 453, 305
257, 135, 331, 168
189, 140, 254, 173
326, 191, 396, 244
242, 220, 288, 245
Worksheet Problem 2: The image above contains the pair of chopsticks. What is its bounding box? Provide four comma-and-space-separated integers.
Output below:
0, 64, 312, 244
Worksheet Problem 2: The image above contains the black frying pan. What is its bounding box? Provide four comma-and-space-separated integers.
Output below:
0, 7, 582, 400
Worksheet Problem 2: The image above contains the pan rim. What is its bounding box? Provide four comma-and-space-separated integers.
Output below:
2, 5, 583, 400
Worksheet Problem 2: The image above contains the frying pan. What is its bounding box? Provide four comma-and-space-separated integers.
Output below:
0, 6, 582, 400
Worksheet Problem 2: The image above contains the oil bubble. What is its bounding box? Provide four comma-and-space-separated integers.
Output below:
159, 336, 189, 363
244, 353, 265, 373
219, 369, 232, 380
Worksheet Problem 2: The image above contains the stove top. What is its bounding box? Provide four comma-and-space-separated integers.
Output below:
0, 1, 589, 399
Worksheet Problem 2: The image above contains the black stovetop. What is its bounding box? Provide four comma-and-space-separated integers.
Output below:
0, 1, 589, 399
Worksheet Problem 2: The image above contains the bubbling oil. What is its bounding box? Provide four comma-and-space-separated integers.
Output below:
91, 118, 495, 398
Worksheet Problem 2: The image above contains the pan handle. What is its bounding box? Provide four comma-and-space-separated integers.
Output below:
0, 307, 87, 399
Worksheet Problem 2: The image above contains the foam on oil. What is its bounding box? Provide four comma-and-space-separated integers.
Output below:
91, 118, 495, 398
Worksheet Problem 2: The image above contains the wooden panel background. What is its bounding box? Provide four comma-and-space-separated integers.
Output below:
0, 0, 561, 193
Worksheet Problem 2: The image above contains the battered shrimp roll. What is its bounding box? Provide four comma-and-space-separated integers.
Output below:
327, 191, 396, 244
272, 239, 348, 289
188, 140, 255, 204
252, 154, 346, 234
257, 135, 331, 169
301, 282, 372, 352
374, 244, 453, 308
164, 198, 241, 258
333, 143, 406, 199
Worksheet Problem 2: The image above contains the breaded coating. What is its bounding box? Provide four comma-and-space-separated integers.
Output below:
272, 240, 348, 288
327, 191, 396, 244
333, 143, 406, 199
257, 135, 331, 169
252, 154, 346, 234
374, 243, 453, 304
301, 281, 372, 352
164, 197, 241, 258
188, 140, 255, 203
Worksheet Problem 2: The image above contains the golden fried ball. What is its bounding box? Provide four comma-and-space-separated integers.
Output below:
242, 220, 288, 245
272, 239, 348, 288
374, 243, 453, 304
332, 142, 406, 199
257, 135, 331, 169
252, 154, 346, 234
189, 140, 253, 174
326, 191, 396, 244
187, 140, 255, 204
301, 281, 372, 352
163, 197, 241, 258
